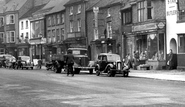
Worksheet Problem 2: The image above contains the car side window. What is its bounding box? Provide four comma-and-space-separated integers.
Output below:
102, 56, 107, 61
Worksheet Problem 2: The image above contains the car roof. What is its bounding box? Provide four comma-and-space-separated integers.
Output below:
98, 53, 120, 56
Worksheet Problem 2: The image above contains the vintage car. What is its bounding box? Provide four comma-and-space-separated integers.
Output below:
95, 53, 130, 77
64, 54, 94, 74
18, 56, 34, 70
0, 54, 16, 68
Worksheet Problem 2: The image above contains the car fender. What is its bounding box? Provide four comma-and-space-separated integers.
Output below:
95, 64, 100, 71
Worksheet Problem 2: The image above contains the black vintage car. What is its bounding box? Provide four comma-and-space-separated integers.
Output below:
95, 53, 130, 77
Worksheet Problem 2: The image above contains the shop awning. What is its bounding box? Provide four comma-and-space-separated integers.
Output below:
178, 0, 185, 10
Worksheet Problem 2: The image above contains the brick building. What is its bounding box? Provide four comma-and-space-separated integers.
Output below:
87, 0, 123, 60
121, 0, 166, 70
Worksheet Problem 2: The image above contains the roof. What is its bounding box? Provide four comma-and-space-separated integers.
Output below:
46, 0, 70, 15
87, 0, 121, 11
3, 0, 28, 12
20, 4, 46, 19
33, 0, 60, 15
64, 0, 85, 6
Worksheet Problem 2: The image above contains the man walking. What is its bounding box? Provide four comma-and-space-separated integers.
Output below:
65, 51, 75, 76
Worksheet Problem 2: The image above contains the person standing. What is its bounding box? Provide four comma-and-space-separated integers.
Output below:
65, 51, 75, 76
167, 49, 174, 70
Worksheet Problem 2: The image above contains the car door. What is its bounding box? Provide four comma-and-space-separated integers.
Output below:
99, 55, 107, 71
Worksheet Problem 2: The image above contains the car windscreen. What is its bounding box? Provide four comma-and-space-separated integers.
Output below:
107, 54, 120, 62
19, 56, 30, 61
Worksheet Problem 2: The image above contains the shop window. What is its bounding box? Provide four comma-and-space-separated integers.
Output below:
158, 33, 165, 60
137, 1, 145, 22
136, 35, 147, 60
178, 34, 185, 53
147, 34, 157, 60
147, 33, 165, 61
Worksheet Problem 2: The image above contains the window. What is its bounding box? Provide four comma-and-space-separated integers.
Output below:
48, 17, 51, 26
10, 14, 15, 24
6, 31, 15, 43
26, 32, 28, 38
0, 48, 5, 54
107, 22, 112, 38
61, 28, 64, 40
122, 9, 132, 24
26, 21, 28, 29
6, 14, 15, 24
52, 29, 55, 42
61, 14, 64, 24
0, 17, 4, 27
77, 19, 81, 32
0, 32, 4, 43
21, 21, 24, 30
94, 28, 98, 40
56, 29, 60, 42
70, 6, 73, 15
137, 1, 145, 22
147, 0, 153, 19
70, 21, 73, 32
57, 14, 60, 24
178, 34, 185, 53
21, 33, 24, 39
107, 8, 111, 17
77, 5, 81, 13
53, 15, 56, 25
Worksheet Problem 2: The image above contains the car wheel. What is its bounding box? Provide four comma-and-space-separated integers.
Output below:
123, 72, 129, 77
107, 67, 112, 77
74, 68, 80, 74
89, 69, 93, 74
96, 70, 100, 76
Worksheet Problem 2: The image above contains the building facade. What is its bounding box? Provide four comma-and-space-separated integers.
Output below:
87, 0, 123, 60
166, 0, 185, 69
64, 0, 87, 50
45, 0, 69, 62
121, 0, 166, 70
0, 0, 34, 58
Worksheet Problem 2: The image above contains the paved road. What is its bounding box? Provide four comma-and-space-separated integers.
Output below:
0, 68, 185, 107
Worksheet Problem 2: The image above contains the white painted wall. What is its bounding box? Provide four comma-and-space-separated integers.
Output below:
19, 18, 31, 40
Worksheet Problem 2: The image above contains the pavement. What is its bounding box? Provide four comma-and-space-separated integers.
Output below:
41, 65, 185, 82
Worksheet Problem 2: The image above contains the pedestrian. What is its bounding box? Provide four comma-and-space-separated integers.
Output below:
167, 49, 174, 70
65, 51, 75, 76
123, 53, 132, 71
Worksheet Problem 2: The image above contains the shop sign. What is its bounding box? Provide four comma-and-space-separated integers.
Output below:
132, 23, 157, 32
157, 22, 165, 29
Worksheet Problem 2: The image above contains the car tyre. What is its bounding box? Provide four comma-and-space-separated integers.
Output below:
89, 69, 93, 74
74, 68, 80, 74
107, 67, 112, 77
123, 72, 129, 77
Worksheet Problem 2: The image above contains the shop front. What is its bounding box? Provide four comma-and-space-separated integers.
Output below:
90, 38, 116, 60
132, 21, 166, 70
29, 37, 46, 62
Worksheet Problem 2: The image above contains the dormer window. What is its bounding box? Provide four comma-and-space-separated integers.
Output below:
78, 5, 81, 13
70, 6, 73, 15
107, 8, 111, 17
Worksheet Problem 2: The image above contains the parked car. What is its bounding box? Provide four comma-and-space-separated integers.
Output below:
95, 53, 130, 77
0, 54, 16, 68
17, 56, 33, 70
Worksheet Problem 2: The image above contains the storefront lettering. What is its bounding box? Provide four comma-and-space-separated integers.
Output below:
168, 0, 176, 4
132, 23, 157, 32
166, 10, 178, 16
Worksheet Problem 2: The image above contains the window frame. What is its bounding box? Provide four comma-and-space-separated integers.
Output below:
147, 0, 153, 20
77, 5, 81, 14
70, 21, 73, 32
0, 17, 4, 27
137, 1, 145, 22
77, 19, 81, 32
107, 8, 111, 17
9, 14, 15, 24
70, 6, 73, 15
107, 22, 112, 38
21, 21, 24, 30
26, 20, 28, 29
0, 32, 4, 43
